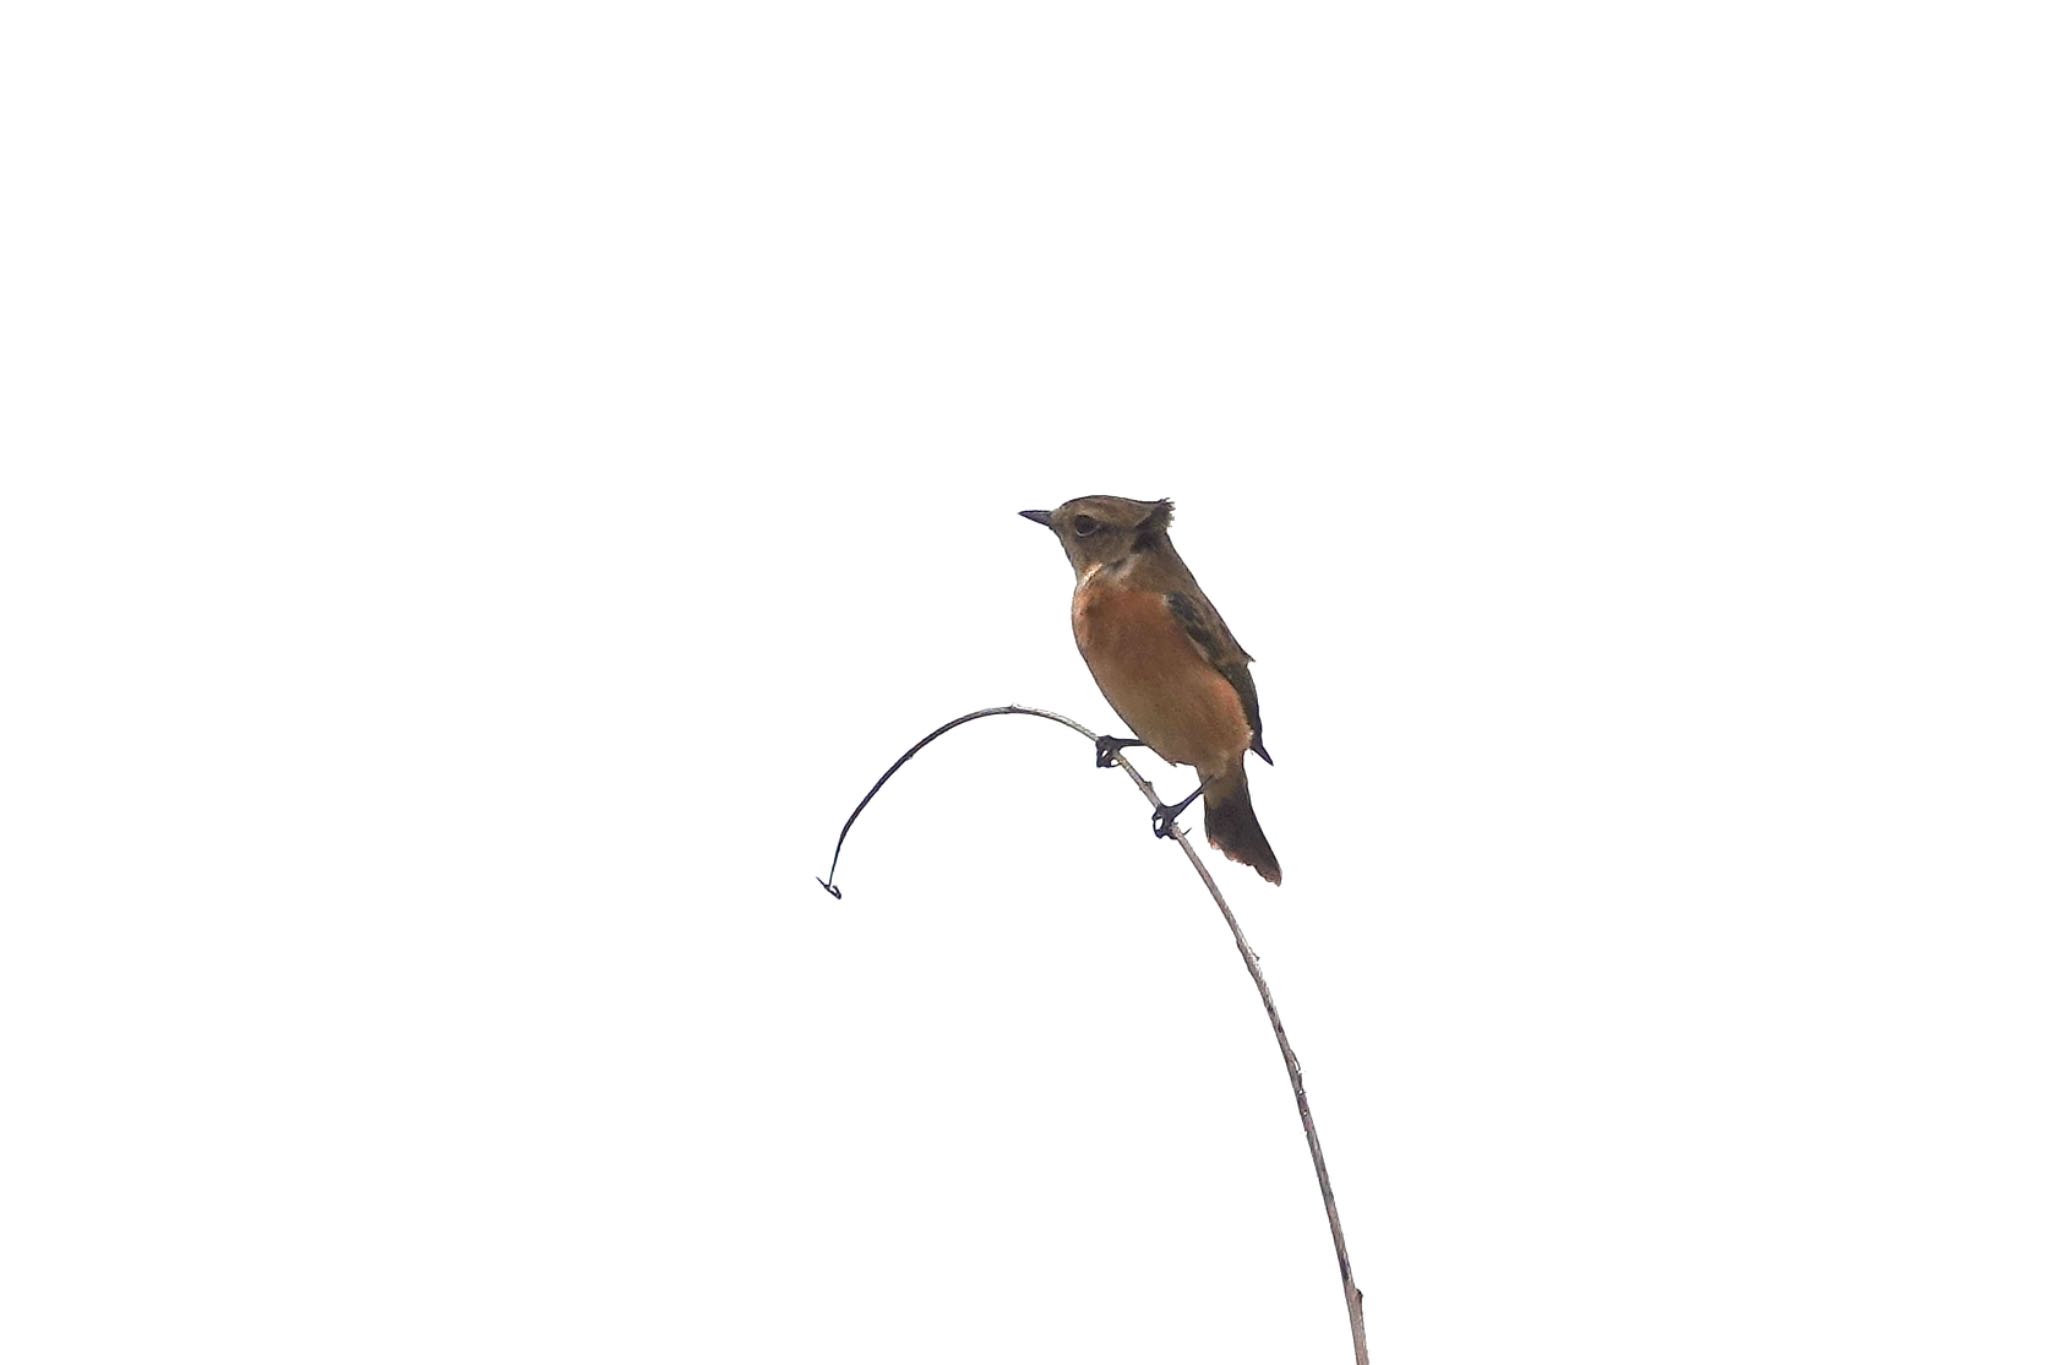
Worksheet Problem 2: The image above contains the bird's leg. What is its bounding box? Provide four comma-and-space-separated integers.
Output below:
1095, 735, 1146, 768
1151, 781, 1206, 839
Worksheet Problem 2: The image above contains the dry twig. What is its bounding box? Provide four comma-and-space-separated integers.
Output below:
818, 704, 1369, 1364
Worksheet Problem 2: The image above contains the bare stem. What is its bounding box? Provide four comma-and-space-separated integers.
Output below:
818, 704, 1369, 1363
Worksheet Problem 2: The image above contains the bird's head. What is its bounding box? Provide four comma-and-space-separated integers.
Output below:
1019, 496, 1175, 580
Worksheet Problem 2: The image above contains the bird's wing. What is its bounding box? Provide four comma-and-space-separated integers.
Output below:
1166, 590, 1272, 764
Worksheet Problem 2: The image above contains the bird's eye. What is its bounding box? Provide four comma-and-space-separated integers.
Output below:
1072, 514, 1099, 536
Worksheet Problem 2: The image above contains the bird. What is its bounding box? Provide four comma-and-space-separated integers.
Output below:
1020, 496, 1281, 884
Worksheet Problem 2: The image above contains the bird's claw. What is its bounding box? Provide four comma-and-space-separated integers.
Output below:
1095, 735, 1141, 769
1149, 782, 1205, 840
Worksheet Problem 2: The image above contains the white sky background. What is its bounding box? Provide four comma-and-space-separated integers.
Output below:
3, 3, 2044, 1362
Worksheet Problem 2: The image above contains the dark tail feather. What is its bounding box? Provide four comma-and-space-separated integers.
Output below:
1203, 761, 1282, 885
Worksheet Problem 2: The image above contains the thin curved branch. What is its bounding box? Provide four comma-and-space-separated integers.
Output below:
815, 705, 1102, 898
816, 704, 1369, 1363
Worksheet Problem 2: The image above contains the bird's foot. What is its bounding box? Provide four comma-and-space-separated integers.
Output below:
1095, 735, 1144, 769
1151, 784, 1204, 839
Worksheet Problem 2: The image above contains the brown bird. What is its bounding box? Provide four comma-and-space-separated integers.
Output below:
1020, 496, 1280, 884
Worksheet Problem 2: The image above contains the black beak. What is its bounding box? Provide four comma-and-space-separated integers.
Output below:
1018, 509, 1054, 527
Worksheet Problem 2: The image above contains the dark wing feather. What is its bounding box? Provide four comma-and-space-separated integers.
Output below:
1166, 591, 1272, 764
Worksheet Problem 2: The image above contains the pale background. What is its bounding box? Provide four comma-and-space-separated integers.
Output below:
3, 3, 2043, 1363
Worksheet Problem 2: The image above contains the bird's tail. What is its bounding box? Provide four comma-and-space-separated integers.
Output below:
1202, 758, 1281, 885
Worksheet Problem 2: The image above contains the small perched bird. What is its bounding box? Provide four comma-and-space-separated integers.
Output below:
1021, 496, 1281, 884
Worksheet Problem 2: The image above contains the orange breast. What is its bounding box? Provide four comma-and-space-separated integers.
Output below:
1072, 579, 1250, 773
